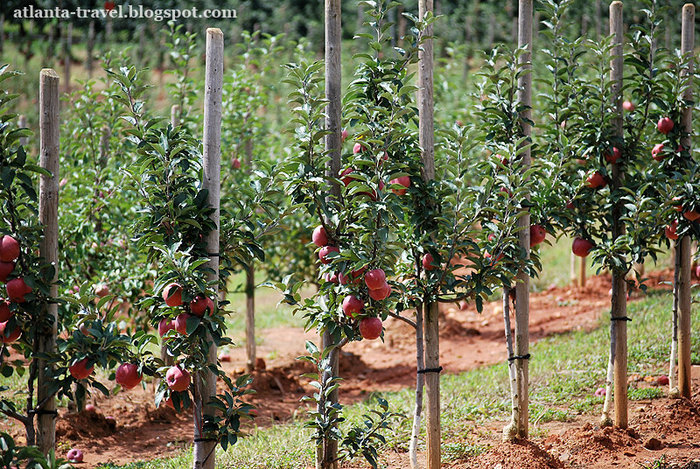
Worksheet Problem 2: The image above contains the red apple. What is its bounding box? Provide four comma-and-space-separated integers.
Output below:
6, 277, 31, 303
672, 196, 683, 212
158, 318, 175, 337
665, 220, 679, 240
190, 295, 214, 317
340, 168, 354, 186
359, 317, 382, 340
389, 176, 410, 196
162, 283, 183, 307
115, 363, 142, 390
364, 269, 386, 290
69, 358, 94, 380
323, 272, 339, 284
219, 353, 231, 362
312, 225, 328, 247
572, 237, 594, 258
622, 100, 635, 112
341, 129, 348, 142
566, 200, 575, 210
530, 225, 546, 247
94, 283, 109, 298
368, 282, 391, 301
85, 404, 96, 412
174, 313, 191, 335
0, 301, 12, 322
66, 448, 84, 463
657, 375, 669, 386
353, 142, 365, 154
165, 365, 191, 392
652, 143, 665, 161
586, 171, 606, 189
318, 246, 339, 264
696, 265, 700, 278
657, 117, 674, 134
422, 253, 436, 271
0, 321, 20, 343
604, 147, 621, 164
0, 261, 14, 282
683, 210, 700, 222
0, 236, 20, 262
342, 295, 364, 318
232, 158, 241, 169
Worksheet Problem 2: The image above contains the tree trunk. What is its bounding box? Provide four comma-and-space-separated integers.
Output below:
36, 68, 60, 456
669, 242, 680, 394
244, 137, 256, 373
194, 28, 223, 469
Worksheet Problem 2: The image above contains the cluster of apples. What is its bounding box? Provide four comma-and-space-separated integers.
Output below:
664, 196, 700, 242
0, 235, 28, 344
340, 139, 411, 200
159, 283, 215, 337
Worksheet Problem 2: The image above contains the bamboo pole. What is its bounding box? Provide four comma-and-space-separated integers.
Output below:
321, 1, 342, 468
244, 137, 256, 373
37, 68, 60, 456
677, 3, 694, 400
609, 1, 628, 429
418, 1, 439, 467
512, 0, 533, 440
195, 28, 223, 469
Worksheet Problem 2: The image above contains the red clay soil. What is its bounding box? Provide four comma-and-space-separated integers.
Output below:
1, 270, 698, 468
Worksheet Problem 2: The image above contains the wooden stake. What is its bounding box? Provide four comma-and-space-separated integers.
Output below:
502, 289, 519, 441
409, 303, 425, 469
513, 0, 533, 440
195, 27, 223, 469
609, 1, 628, 429
244, 137, 256, 373
677, 2, 694, 400
37, 68, 60, 456
579, 255, 586, 288
418, 1, 439, 467
321, 1, 342, 468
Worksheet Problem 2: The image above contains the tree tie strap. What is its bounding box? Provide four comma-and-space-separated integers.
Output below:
29, 409, 58, 416
417, 366, 443, 374
193, 437, 217, 443
207, 252, 220, 257
611, 316, 632, 322
507, 353, 531, 362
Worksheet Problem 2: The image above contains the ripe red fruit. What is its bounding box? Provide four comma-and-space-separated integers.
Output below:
665, 220, 679, 240
94, 283, 110, 298
622, 100, 635, 112
115, 363, 142, 390
85, 404, 96, 412
683, 210, 700, 222
530, 225, 546, 247
232, 158, 241, 169
174, 313, 191, 335
572, 237, 594, 258
0, 321, 20, 343
0, 261, 14, 282
0, 236, 20, 262
69, 358, 94, 380
696, 265, 700, 278
353, 142, 365, 154
323, 272, 339, 284
165, 366, 191, 392
342, 295, 364, 318
6, 278, 31, 303
368, 282, 391, 301
657, 375, 669, 386
364, 269, 387, 290
672, 196, 683, 212
604, 147, 621, 164
389, 176, 410, 196
422, 253, 436, 271
66, 448, 84, 463
0, 301, 12, 322
652, 143, 665, 161
340, 168, 354, 186
359, 317, 382, 340
312, 225, 328, 247
566, 200, 575, 210
162, 283, 183, 307
190, 295, 214, 317
341, 129, 348, 141
586, 171, 606, 189
158, 318, 175, 337
318, 245, 339, 264
657, 117, 674, 134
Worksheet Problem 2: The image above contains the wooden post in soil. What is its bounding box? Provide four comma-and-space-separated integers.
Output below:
418, 1, 440, 467
677, 3, 694, 400
609, 1, 628, 429
579, 255, 586, 288
244, 136, 256, 373
195, 28, 223, 469
321, 1, 342, 467
507, 0, 533, 441
37, 68, 60, 456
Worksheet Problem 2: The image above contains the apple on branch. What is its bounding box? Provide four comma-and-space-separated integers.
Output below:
359, 317, 382, 340
115, 363, 142, 390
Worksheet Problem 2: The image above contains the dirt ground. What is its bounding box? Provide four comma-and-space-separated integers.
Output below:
2, 269, 699, 468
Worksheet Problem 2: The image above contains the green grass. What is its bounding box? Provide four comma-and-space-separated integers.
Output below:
99, 288, 694, 468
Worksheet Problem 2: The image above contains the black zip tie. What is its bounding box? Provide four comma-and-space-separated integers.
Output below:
507, 353, 531, 362
417, 366, 443, 374
207, 252, 220, 257
194, 437, 217, 443
28, 409, 58, 416
611, 316, 632, 322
